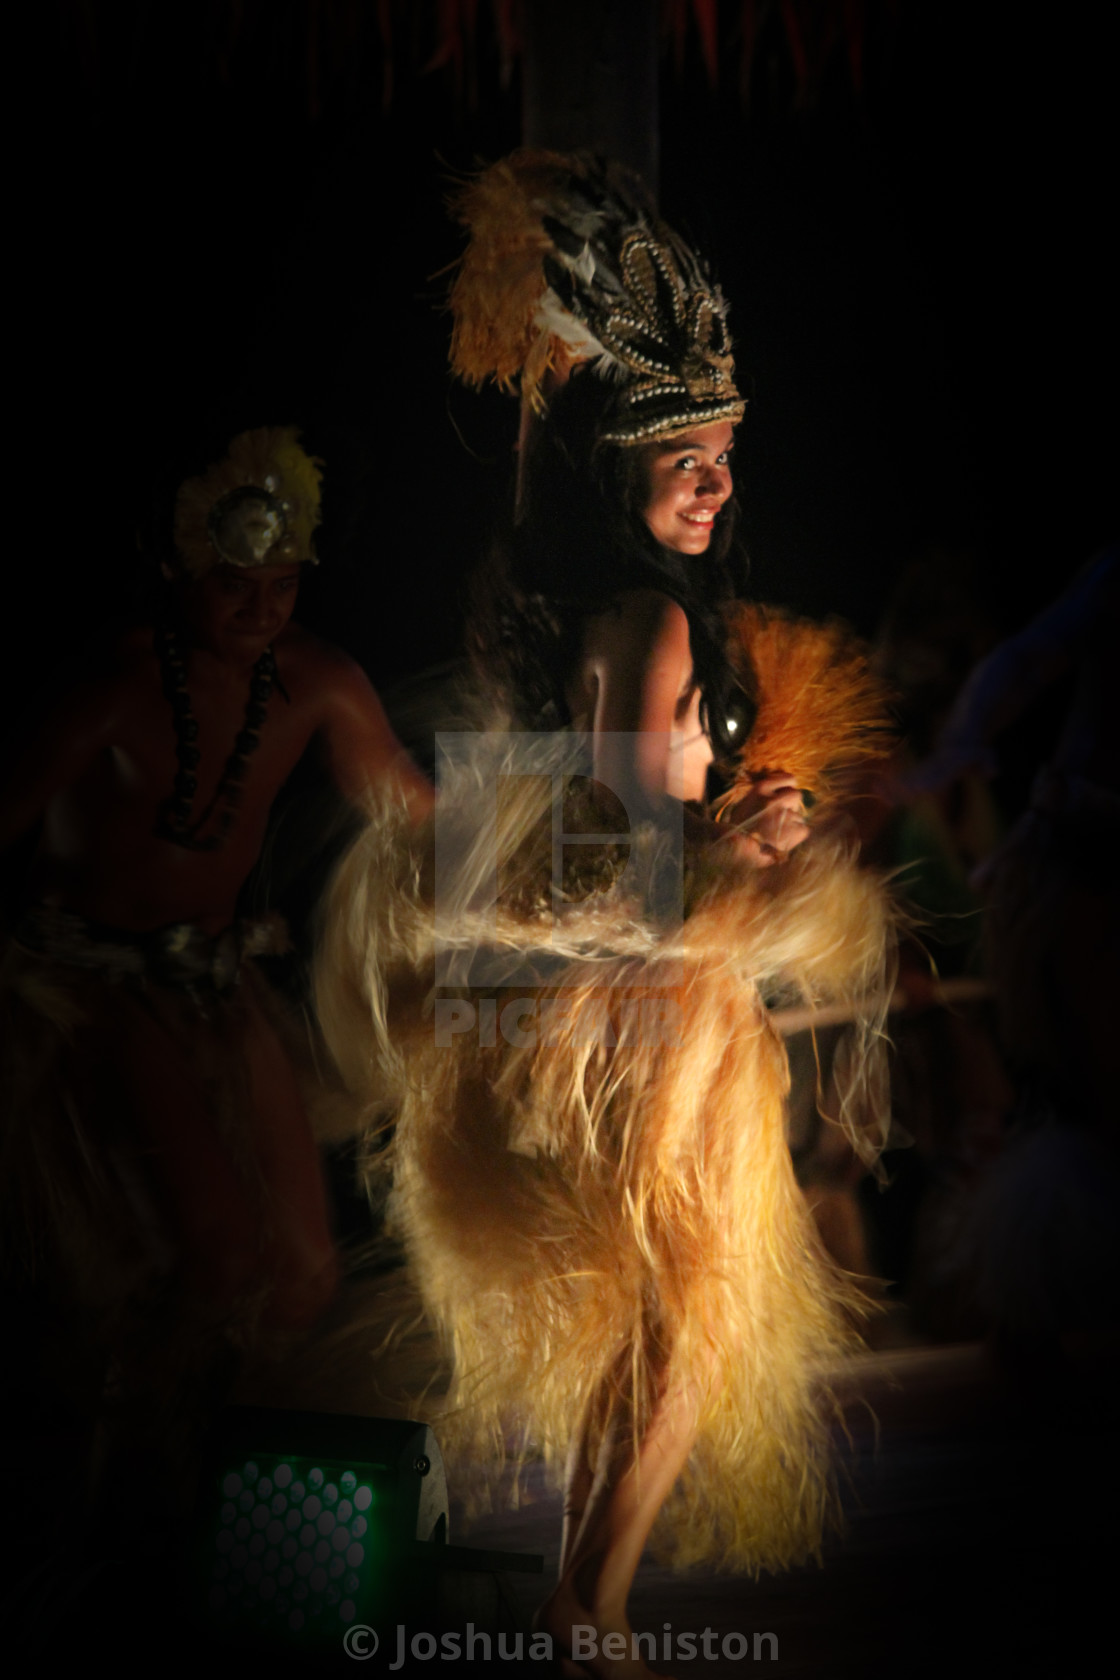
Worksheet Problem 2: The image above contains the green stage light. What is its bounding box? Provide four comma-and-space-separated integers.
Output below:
194, 1408, 452, 1652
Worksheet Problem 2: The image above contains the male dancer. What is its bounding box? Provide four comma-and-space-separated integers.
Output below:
0, 427, 431, 1353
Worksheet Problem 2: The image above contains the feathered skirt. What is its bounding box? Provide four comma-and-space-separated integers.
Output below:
315, 744, 895, 1574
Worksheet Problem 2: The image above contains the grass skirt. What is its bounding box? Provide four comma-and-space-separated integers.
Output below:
315, 747, 895, 1574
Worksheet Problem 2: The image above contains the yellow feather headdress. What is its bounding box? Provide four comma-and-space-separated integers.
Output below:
173, 426, 323, 578
448, 150, 745, 444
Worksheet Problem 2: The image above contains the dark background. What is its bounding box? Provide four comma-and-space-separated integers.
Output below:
11, 2, 1116, 729
5, 13, 1115, 1669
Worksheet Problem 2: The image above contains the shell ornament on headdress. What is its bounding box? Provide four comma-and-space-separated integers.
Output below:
448, 150, 745, 444
173, 426, 323, 578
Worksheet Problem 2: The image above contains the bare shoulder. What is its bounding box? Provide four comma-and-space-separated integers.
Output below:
48, 627, 160, 731
274, 623, 389, 723
275, 623, 373, 692
0, 628, 161, 828
614, 588, 689, 634
273, 626, 431, 807
584, 588, 691, 668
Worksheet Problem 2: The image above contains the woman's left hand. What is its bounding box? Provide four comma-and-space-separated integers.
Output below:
719, 776, 810, 867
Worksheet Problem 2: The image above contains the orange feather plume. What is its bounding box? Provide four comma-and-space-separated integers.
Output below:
714, 604, 893, 817
447, 150, 582, 414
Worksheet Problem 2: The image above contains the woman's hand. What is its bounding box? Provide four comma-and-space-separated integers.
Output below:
717, 776, 810, 867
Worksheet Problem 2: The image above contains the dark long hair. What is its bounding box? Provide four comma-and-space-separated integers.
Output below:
469, 370, 752, 760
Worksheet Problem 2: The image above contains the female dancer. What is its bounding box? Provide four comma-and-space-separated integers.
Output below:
474, 351, 809, 868
317, 153, 894, 1678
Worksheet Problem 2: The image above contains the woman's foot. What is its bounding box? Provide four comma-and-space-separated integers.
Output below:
535, 1580, 671, 1679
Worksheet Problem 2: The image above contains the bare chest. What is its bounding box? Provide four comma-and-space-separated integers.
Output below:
38, 664, 321, 927
104, 676, 315, 815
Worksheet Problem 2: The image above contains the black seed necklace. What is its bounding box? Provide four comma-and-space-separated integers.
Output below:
154, 625, 276, 851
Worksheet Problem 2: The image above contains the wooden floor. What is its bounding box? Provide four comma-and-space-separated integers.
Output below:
5, 1311, 1114, 1678
459, 1329, 1115, 1679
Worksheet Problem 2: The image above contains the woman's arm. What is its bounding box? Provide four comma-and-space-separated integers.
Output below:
586, 590, 693, 808
584, 591, 808, 864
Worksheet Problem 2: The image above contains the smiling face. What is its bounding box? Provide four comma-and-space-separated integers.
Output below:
638, 420, 735, 555
181, 562, 302, 658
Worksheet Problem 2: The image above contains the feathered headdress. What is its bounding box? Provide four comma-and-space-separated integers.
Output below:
448, 150, 745, 444
173, 426, 323, 578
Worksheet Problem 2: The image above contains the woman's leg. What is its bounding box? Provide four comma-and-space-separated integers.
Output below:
559, 1409, 602, 1578
540, 1374, 699, 1679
